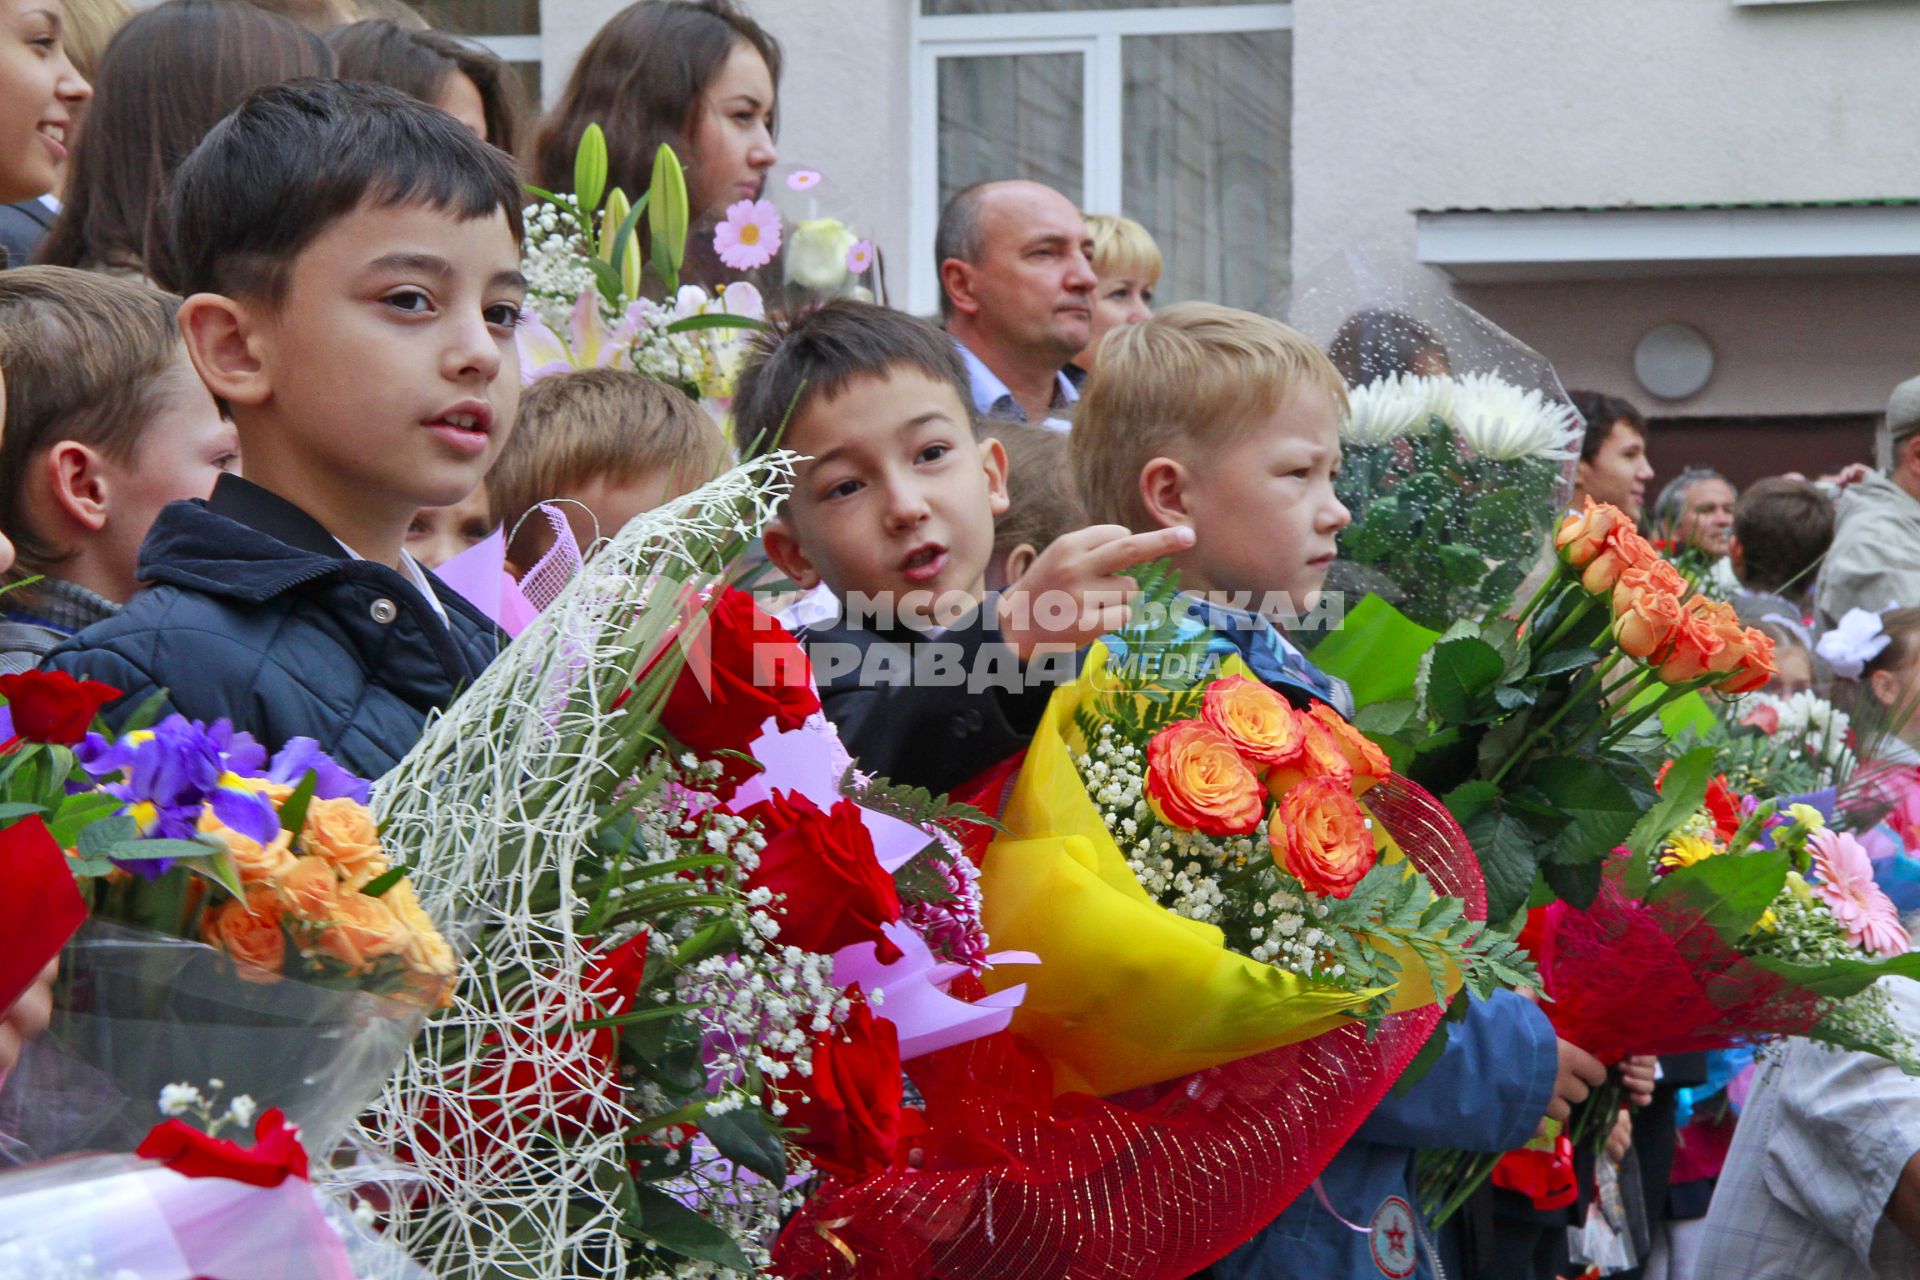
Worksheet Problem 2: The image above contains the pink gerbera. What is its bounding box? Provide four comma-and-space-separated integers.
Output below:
846, 239, 875, 275
714, 199, 783, 271
785, 169, 822, 191
1810, 827, 1909, 957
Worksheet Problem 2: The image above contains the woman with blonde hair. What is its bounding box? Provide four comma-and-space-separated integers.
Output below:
1069, 212, 1161, 378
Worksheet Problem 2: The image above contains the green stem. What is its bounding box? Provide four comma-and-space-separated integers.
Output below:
1514, 568, 1573, 630
1532, 593, 1598, 659
1489, 661, 1616, 786
1598, 662, 1657, 706
1595, 676, 1716, 750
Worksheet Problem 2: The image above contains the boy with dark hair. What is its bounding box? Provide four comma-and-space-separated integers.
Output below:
1569, 389, 1656, 522
731, 298, 1187, 794
1072, 303, 1597, 1280
1731, 476, 1835, 625
47, 79, 526, 779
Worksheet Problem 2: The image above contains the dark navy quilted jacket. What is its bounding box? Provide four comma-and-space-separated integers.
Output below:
43, 475, 498, 781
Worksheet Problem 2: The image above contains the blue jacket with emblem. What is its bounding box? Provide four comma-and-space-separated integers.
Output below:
1188, 599, 1561, 1280
42, 476, 498, 781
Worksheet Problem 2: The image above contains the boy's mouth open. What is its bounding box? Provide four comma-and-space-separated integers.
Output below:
424, 401, 494, 457
899, 542, 949, 584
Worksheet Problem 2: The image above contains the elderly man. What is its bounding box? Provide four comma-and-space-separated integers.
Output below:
1653, 467, 1737, 558
1815, 376, 1920, 628
935, 180, 1096, 430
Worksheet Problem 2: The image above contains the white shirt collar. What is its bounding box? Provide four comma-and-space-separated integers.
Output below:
954, 340, 1077, 432
333, 538, 450, 628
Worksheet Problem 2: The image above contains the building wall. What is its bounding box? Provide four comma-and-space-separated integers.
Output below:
1292, 0, 1920, 420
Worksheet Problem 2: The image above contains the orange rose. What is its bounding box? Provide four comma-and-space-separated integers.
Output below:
1719, 626, 1779, 695
1144, 720, 1266, 837
382, 879, 457, 979
277, 855, 343, 922
315, 893, 407, 973
1656, 607, 1727, 684
1555, 499, 1626, 568
1580, 527, 1656, 596
202, 887, 288, 981
1610, 562, 1687, 618
200, 810, 298, 885
303, 797, 387, 884
1264, 714, 1355, 798
1200, 676, 1306, 771
1304, 703, 1390, 797
1614, 589, 1684, 661
1268, 776, 1376, 899
1688, 597, 1748, 677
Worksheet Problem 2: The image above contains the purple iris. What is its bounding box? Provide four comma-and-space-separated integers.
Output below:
79, 716, 280, 875
264, 737, 371, 804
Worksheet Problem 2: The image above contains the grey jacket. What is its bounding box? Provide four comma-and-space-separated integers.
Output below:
1814, 471, 1920, 628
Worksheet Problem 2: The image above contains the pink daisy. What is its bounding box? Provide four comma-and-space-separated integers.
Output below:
785, 169, 823, 192
713, 198, 782, 271
1810, 827, 1909, 957
846, 239, 875, 275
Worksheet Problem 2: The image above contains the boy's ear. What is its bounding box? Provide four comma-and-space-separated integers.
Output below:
762, 518, 821, 591
981, 437, 1010, 518
1139, 455, 1193, 529
1727, 534, 1746, 577
178, 293, 270, 408
45, 441, 110, 533
1006, 541, 1040, 583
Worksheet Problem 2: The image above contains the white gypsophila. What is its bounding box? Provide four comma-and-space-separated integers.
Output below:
521, 203, 599, 331
156, 1083, 202, 1117
1341, 372, 1451, 447
1448, 371, 1582, 463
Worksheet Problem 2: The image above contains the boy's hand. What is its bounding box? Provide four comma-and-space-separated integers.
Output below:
1605, 1107, 1633, 1164
0, 960, 57, 1074
1619, 1054, 1658, 1109
995, 524, 1196, 661
1546, 1037, 1607, 1125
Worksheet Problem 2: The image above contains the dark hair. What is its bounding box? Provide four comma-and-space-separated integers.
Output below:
533, 0, 780, 210
992, 421, 1082, 555
1733, 477, 1834, 596
1568, 389, 1647, 463
933, 182, 993, 320
154, 78, 525, 303
36, 0, 334, 275
327, 20, 528, 157
0, 267, 185, 580
1327, 309, 1450, 385
732, 299, 975, 459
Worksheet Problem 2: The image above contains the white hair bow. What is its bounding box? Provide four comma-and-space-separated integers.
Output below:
1816, 607, 1894, 679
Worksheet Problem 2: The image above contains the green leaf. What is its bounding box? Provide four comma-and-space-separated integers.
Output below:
1622, 746, 1717, 898
76, 813, 138, 859
360, 864, 409, 897
1352, 699, 1417, 737
1752, 949, 1920, 1001
648, 143, 690, 291
46, 791, 126, 849
1421, 636, 1506, 723
1449, 781, 1540, 922
1524, 757, 1641, 867
184, 849, 246, 900
588, 255, 625, 308
107, 837, 217, 863
116, 686, 173, 733
0, 802, 46, 822
697, 1104, 789, 1182
662, 313, 772, 334
1541, 858, 1602, 909
608, 188, 651, 265
278, 769, 320, 838
1303, 594, 1440, 709
1531, 647, 1602, 680
1436, 543, 1488, 586
1651, 848, 1789, 941
573, 123, 609, 226
627, 1187, 753, 1269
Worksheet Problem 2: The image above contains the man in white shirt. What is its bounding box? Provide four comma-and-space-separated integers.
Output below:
935, 180, 1095, 432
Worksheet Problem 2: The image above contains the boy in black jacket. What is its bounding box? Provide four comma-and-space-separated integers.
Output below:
45, 80, 525, 779
729, 300, 1190, 794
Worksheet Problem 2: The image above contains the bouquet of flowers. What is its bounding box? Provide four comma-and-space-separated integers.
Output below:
1685, 686, 1856, 799
355, 456, 1031, 1278
1312, 499, 1778, 923
0, 674, 453, 1161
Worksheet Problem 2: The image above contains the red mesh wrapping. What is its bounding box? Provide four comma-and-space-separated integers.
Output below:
772, 774, 1484, 1280
1538, 859, 1826, 1065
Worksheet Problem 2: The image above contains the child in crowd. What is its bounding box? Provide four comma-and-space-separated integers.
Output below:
984, 421, 1084, 592
730, 298, 1189, 794
1729, 475, 1834, 629
405, 484, 494, 570
1070, 303, 1594, 1280
0, 0, 90, 223
0, 268, 233, 673
327, 19, 527, 153
36, 0, 332, 281
486, 366, 728, 575
45, 79, 524, 779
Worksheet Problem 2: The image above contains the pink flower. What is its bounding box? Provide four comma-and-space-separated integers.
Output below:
846, 239, 875, 275
1810, 827, 1909, 957
785, 169, 823, 192
714, 198, 783, 270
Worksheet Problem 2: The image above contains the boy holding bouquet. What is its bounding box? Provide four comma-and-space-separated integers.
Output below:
1070, 303, 1597, 1280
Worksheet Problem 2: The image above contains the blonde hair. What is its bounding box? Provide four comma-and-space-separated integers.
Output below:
487, 368, 729, 559
61, 0, 134, 80
1071, 302, 1347, 531
1084, 213, 1162, 285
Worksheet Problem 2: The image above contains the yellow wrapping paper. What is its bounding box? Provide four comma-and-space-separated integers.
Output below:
979, 644, 1460, 1097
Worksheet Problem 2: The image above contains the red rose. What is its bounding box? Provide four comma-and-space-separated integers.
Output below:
0, 671, 121, 746
740, 790, 901, 960
771, 987, 903, 1181
136, 1108, 309, 1188
659, 589, 820, 793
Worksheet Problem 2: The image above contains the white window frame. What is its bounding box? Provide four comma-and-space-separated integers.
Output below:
472, 34, 541, 63
907, 3, 1292, 315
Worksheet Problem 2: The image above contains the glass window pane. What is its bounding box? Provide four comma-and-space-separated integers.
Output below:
925, 0, 1266, 13
420, 0, 537, 35
937, 53, 1085, 210
1120, 28, 1289, 313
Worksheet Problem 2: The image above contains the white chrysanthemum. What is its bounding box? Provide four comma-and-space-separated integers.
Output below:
1341, 372, 1450, 446
1448, 372, 1582, 462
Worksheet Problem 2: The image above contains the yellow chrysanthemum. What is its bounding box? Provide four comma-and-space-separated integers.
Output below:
1660, 833, 1720, 870
1789, 803, 1827, 833
1756, 907, 1778, 932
